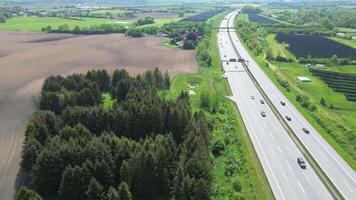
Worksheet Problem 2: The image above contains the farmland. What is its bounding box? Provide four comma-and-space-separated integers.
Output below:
0, 16, 116, 31
276, 33, 356, 59
180, 9, 226, 22
0, 30, 197, 200
0, 11, 187, 32
247, 14, 277, 24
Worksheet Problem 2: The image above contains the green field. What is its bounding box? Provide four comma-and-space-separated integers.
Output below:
336, 27, 356, 33
328, 36, 356, 49
0, 16, 119, 31
325, 65, 356, 74
266, 34, 296, 60
162, 13, 273, 200
0, 16, 182, 32
90, 9, 126, 15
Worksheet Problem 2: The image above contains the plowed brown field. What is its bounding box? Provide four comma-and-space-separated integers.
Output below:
0, 30, 197, 199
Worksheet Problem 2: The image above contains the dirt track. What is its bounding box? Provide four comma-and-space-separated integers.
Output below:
0, 30, 197, 199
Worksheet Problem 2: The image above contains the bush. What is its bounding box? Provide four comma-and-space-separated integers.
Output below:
232, 178, 242, 192
212, 139, 225, 157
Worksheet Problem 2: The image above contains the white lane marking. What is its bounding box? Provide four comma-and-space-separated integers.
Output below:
282, 171, 289, 183
303, 172, 310, 183
277, 145, 282, 153
344, 180, 353, 192
286, 161, 292, 171
247, 104, 286, 200
298, 182, 306, 193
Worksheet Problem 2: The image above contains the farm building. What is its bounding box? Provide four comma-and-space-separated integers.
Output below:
297, 76, 311, 82
306, 63, 312, 68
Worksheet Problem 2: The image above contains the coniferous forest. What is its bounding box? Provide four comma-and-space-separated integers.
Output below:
19, 68, 211, 200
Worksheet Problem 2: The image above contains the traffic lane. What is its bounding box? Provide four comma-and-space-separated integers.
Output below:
229, 73, 308, 200
250, 82, 332, 200
226, 72, 288, 200
227, 69, 331, 200
287, 117, 356, 197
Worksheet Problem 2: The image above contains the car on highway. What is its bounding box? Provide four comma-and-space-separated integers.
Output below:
297, 157, 306, 169
285, 116, 292, 121
260, 99, 265, 104
302, 128, 310, 134
260, 111, 266, 117
280, 101, 286, 106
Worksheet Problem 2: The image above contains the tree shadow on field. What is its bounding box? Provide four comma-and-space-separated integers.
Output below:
13, 168, 30, 198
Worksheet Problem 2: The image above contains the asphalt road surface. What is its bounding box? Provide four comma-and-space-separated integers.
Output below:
219, 11, 335, 200
225, 10, 356, 200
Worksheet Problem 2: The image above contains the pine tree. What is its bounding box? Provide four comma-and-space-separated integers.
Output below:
86, 177, 104, 200
118, 182, 132, 200
112, 69, 129, 87
16, 187, 43, 200
173, 164, 185, 200
164, 71, 171, 89
153, 68, 164, 88
105, 186, 120, 200
59, 165, 91, 200
120, 160, 131, 186
20, 137, 42, 173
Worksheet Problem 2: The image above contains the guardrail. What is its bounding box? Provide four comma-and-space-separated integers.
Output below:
224, 12, 344, 200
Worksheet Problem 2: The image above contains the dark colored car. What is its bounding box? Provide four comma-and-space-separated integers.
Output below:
302, 128, 310, 134
260, 111, 266, 117
280, 101, 286, 106
297, 157, 306, 169
285, 116, 291, 121
260, 100, 265, 104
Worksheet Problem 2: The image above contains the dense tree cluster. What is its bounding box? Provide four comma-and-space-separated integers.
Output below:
235, 20, 268, 56
267, 6, 356, 29
161, 22, 206, 49
135, 16, 155, 26
260, 6, 356, 36
20, 68, 211, 200
0, 6, 25, 23
241, 6, 262, 14
42, 23, 128, 34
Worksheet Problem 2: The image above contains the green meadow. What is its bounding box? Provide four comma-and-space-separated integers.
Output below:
0, 16, 117, 31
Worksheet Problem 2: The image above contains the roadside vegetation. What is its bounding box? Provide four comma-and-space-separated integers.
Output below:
161, 13, 274, 200
235, 7, 356, 169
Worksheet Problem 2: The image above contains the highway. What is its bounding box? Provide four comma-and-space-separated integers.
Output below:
224, 10, 356, 200
219, 11, 336, 200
